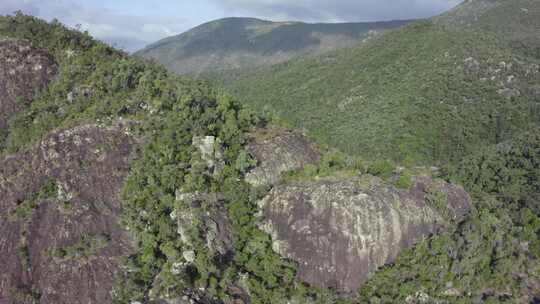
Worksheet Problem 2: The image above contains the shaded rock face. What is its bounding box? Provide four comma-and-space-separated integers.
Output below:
0, 39, 58, 130
0, 122, 137, 304
174, 191, 234, 257
258, 175, 471, 294
192, 136, 225, 175
245, 129, 321, 187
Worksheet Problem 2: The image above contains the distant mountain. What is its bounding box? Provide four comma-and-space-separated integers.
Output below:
217, 0, 540, 165
134, 17, 414, 75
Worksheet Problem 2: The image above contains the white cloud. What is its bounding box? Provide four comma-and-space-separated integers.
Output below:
1, 0, 463, 52
208, 0, 462, 22
0, 0, 41, 16
0, 0, 187, 52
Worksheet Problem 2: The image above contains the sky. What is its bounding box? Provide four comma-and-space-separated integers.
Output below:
0, 0, 462, 52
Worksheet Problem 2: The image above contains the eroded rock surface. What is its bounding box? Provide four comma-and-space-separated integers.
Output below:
245, 128, 321, 187
258, 175, 471, 294
174, 189, 233, 256
0, 122, 137, 304
0, 39, 58, 130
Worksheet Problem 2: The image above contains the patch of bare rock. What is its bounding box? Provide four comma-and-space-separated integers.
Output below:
0, 121, 137, 304
247, 129, 472, 295
0, 39, 58, 130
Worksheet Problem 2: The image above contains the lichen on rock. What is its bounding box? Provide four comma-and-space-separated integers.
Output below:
0, 122, 137, 304
192, 135, 225, 175
245, 128, 321, 187
258, 174, 471, 294
0, 39, 58, 131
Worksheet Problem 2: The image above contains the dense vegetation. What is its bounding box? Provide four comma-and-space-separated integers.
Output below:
216, 1, 540, 166
359, 131, 540, 303
0, 13, 349, 304
436, 0, 540, 59
2, 3, 540, 303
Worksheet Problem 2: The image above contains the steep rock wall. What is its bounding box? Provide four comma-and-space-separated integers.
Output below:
0, 122, 137, 304
0, 39, 58, 130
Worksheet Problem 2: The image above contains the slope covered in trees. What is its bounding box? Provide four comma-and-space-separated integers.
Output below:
0, 13, 453, 304
1, 4, 540, 303
217, 0, 540, 166
135, 17, 413, 75
436, 0, 540, 58
360, 130, 540, 303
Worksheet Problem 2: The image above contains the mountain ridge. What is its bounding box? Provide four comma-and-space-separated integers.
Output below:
1, 2, 540, 303
135, 17, 414, 75
216, 0, 540, 165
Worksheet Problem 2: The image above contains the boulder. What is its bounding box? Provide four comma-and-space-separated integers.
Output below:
258, 175, 471, 294
192, 136, 225, 175
245, 128, 321, 187
174, 190, 232, 255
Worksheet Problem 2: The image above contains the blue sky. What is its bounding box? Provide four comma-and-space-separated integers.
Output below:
0, 0, 461, 52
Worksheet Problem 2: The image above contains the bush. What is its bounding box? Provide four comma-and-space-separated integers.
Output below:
367, 160, 395, 180
394, 170, 413, 189
358, 131, 540, 303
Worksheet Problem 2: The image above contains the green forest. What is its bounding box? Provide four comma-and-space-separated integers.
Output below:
216, 1, 540, 167
1, 1, 539, 302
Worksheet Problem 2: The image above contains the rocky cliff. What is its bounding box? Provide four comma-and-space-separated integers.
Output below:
0, 39, 139, 303
0, 122, 137, 304
0, 39, 57, 131
257, 175, 471, 294
245, 128, 321, 187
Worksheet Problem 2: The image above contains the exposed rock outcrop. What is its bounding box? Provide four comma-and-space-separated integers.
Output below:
0, 39, 58, 130
258, 175, 471, 294
245, 128, 321, 187
192, 136, 223, 170
0, 122, 137, 304
173, 190, 234, 260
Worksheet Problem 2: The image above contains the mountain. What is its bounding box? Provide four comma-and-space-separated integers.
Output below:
0, 13, 474, 304
134, 17, 413, 75
1, 3, 540, 304
217, 0, 540, 166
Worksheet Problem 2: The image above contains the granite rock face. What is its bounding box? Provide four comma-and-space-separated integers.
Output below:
0, 122, 137, 304
174, 190, 233, 256
245, 128, 321, 187
0, 39, 58, 130
258, 175, 472, 294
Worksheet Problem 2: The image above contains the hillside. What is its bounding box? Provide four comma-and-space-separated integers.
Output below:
135, 17, 413, 75
0, 13, 475, 304
436, 0, 540, 57
217, 0, 540, 166
360, 130, 540, 303
1, 7, 540, 304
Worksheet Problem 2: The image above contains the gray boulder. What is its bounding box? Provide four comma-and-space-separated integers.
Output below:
245, 128, 321, 187
258, 175, 471, 294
